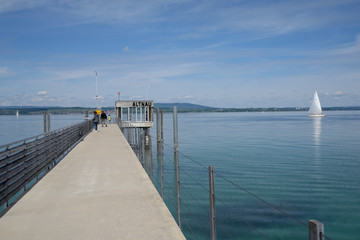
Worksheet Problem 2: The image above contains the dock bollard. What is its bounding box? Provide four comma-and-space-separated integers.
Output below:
309, 220, 324, 240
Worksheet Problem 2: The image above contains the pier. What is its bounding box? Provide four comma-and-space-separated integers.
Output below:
0, 124, 185, 240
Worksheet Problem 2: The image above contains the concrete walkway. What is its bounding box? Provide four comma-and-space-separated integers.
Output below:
0, 124, 185, 240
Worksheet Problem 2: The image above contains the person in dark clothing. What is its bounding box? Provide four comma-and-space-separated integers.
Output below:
101, 111, 107, 127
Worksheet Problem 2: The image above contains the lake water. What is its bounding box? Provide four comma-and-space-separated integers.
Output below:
1, 111, 359, 239
0, 114, 88, 146
146, 111, 360, 240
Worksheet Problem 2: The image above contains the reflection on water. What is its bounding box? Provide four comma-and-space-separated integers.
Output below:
122, 127, 154, 180
312, 117, 322, 163
312, 117, 322, 146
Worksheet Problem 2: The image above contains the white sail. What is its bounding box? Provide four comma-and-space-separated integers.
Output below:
16, 110, 19, 117
308, 91, 325, 117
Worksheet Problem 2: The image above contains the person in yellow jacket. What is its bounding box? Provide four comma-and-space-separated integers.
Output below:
108, 114, 111, 124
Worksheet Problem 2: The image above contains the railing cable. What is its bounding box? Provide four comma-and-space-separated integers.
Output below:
214, 195, 271, 240
181, 182, 210, 218
180, 198, 210, 239
214, 171, 308, 228
179, 167, 209, 193
161, 141, 208, 170
161, 138, 308, 228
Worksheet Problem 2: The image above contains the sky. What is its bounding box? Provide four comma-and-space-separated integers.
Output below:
0, 0, 360, 108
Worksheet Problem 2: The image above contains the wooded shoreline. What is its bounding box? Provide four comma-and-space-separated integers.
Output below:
1, 104, 359, 115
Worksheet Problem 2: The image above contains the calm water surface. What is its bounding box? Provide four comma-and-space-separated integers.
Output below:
147, 111, 360, 240
0, 114, 86, 146
1, 111, 359, 239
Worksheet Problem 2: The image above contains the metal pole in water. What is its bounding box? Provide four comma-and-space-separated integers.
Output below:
127, 128, 131, 143
309, 220, 324, 240
140, 128, 144, 165
160, 109, 164, 199
160, 110, 164, 142
209, 166, 217, 240
156, 108, 160, 143
173, 106, 178, 153
136, 128, 139, 150
173, 106, 181, 228
160, 142, 164, 199
47, 112, 51, 132
43, 111, 47, 133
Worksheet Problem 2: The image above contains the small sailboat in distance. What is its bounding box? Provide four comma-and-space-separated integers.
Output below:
308, 91, 326, 117
16, 110, 19, 118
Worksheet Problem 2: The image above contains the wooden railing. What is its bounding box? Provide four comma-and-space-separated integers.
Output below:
0, 120, 92, 217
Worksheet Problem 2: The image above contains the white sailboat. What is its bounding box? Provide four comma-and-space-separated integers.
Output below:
308, 91, 325, 117
16, 110, 19, 118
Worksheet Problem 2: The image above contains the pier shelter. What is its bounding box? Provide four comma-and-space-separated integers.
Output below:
115, 100, 153, 128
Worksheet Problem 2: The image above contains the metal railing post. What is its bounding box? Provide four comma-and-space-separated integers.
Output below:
309, 220, 324, 240
156, 108, 160, 143
142, 129, 146, 166
155, 110, 164, 199
160, 110, 164, 142
173, 106, 181, 229
209, 166, 217, 240
173, 106, 178, 153
160, 142, 164, 199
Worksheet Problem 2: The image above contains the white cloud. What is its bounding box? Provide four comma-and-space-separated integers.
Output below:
38, 68, 93, 82
0, 0, 48, 14
130, 96, 143, 100
334, 91, 344, 96
0, 66, 14, 77
1, 0, 357, 41
37, 91, 48, 96
173, 0, 360, 41
123, 46, 129, 52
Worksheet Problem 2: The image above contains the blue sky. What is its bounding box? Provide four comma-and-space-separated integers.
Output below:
1, 0, 359, 108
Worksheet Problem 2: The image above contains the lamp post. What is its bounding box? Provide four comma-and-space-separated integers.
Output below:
95, 71, 99, 109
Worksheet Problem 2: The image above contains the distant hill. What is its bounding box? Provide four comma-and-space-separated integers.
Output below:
154, 103, 214, 110
1, 104, 359, 115
0, 106, 90, 115
323, 106, 360, 111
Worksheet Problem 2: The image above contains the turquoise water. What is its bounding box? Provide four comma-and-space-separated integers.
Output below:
1, 111, 359, 239
0, 114, 87, 146
146, 111, 360, 240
